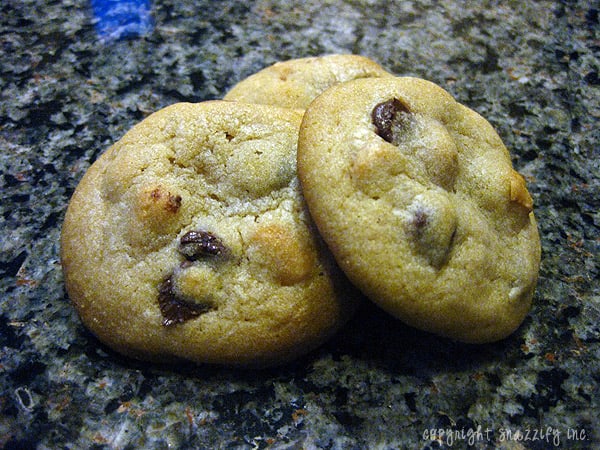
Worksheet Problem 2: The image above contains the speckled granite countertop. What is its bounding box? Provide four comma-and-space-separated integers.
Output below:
1, 1, 599, 448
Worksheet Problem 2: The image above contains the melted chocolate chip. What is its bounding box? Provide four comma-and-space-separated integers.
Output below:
371, 98, 411, 143
178, 230, 227, 260
157, 275, 213, 327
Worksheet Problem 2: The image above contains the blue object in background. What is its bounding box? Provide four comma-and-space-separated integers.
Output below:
90, 0, 153, 42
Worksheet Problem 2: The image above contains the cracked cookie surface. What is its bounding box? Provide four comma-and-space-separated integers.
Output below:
224, 54, 393, 110
297, 77, 541, 343
61, 101, 357, 367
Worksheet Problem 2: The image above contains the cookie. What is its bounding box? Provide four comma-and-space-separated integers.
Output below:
61, 101, 357, 367
297, 77, 541, 343
224, 54, 392, 110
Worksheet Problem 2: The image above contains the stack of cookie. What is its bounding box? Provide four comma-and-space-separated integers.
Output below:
61, 55, 541, 367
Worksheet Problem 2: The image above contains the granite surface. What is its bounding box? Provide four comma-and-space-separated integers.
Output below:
1, 0, 599, 448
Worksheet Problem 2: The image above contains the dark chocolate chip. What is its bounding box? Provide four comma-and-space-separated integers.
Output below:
178, 230, 227, 260
371, 98, 411, 143
157, 275, 213, 327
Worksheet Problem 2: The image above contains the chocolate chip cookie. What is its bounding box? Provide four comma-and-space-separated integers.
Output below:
297, 77, 541, 343
224, 54, 392, 110
61, 101, 357, 367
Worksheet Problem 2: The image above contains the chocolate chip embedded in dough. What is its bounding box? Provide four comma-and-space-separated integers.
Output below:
371, 98, 411, 143
412, 208, 429, 229
405, 194, 457, 269
157, 274, 213, 327
178, 230, 227, 260
150, 188, 182, 213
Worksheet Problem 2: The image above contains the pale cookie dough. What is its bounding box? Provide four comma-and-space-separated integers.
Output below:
61, 101, 358, 367
297, 77, 541, 343
224, 54, 393, 110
